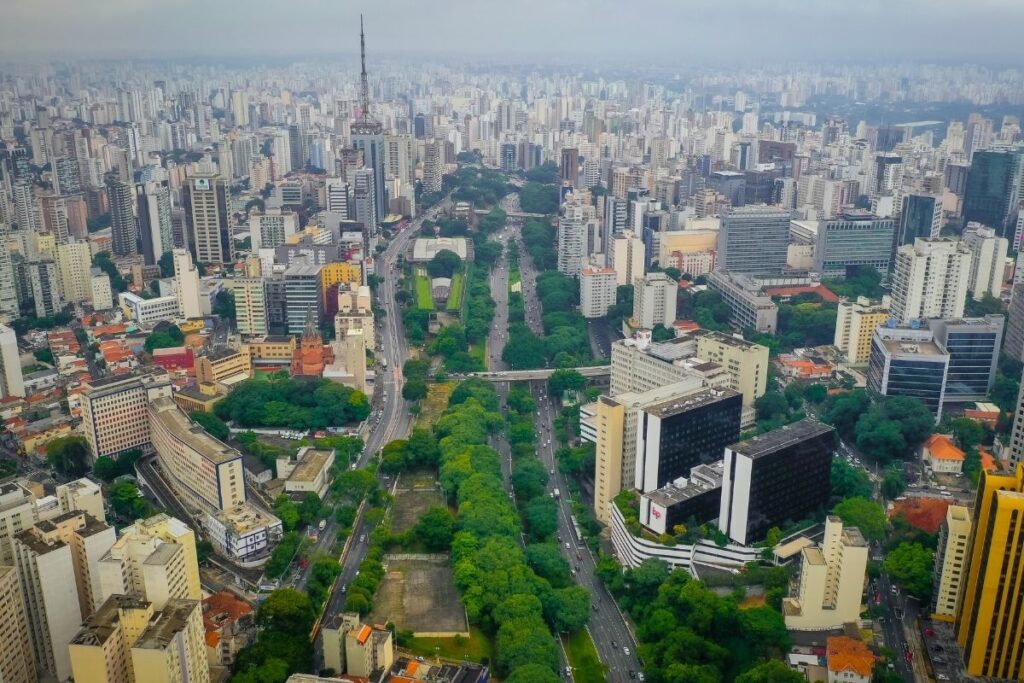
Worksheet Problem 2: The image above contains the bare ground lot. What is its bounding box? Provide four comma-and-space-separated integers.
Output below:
391, 473, 444, 534
370, 556, 468, 636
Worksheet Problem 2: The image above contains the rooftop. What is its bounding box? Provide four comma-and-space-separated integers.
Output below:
134, 599, 201, 651
290, 448, 333, 483
71, 595, 151, 647
729, 419, 835, 460
645, 462, 724, 507
826, 635, 876, 677
149, 397, 242, 464
643, 386, 740, 418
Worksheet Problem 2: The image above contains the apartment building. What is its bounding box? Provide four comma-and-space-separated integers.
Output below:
0, 566, 34, 683
706, 271, 778, 333
890, 238, 970, 325
834, 296, 890, 365
579, 266, 617, 319
632, 271, 678, 329
230, 277, 268, 336
118, 291, 180, 325
962, 224, 1008, 301
783, 516, 868, 630
80, 372, 173, 459
195, 346, 252, 385
933, 505, 971, 621
0, 325, 23, 399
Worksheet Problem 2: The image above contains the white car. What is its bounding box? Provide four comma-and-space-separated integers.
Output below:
623, 646, 631, 655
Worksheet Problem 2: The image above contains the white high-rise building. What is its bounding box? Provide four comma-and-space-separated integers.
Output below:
890, 238, 971, 324
557, 201, 586, 276
325, 177, 351, 218
0, 324, 24, 398
55, 240, 93, 304
962, 224, 1009, 301
172, 248, 202, 320
632, 272, 678, 329
611, 234, 645, 287
422, 141, 443, 194
250, 209, 298, 250
579, 266, 617, 319
90, 270, 113, 311
0, 224, 18, 318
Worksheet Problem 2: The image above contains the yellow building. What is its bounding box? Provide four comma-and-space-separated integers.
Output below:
933, 505, 971, 621
956, 465, 1024, 678
657, 230, 718, 266
0, 565, 34, 683
689, 329, 770, 410
593, 395, 626, 526
834, 296, 890, 365
194, 347, 252, 385
243, 336, 297, 368
321, 612, 394, 677
173, 382, 226, 414
320, 262, 363, 308
179, 319, 206, 334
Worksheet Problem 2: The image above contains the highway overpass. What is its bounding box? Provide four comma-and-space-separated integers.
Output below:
459, 366, 611, 381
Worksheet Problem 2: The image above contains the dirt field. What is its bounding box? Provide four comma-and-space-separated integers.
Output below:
391, 474, 444, 534
370, 556, 468, 636
415, 382, 455, 428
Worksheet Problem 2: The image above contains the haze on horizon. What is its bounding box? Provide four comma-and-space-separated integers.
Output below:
2, 0, 1023, 63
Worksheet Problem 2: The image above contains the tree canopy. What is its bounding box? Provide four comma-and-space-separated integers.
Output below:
427, 249, 463, 278
214, 377, 370, 429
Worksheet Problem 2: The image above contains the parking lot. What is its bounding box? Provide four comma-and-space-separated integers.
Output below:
920, 619, 965, 682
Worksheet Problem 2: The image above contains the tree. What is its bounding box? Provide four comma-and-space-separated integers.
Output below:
504, 663, 562, 683
833, 497, 887, 542
257, 587, 316, 636
523, 496, 559, 541
46, 436, 90, 477
190, 411, 229, 441
735, 659, 805, 683
426, 249, 463, 278
525, 543, 572, 588
414, 506, 456, 551
881, 467, 907, 499
273, 495, 300, 532
547, 369, 586, 398
402, 379, 428, 401
884, 542, 934, 601
831, 459, 872, 500
214, 289, 236, 321
544, 585, 591, 632
949, 417, 986, 451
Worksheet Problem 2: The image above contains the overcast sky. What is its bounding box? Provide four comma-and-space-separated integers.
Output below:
1, 0, 1022, 62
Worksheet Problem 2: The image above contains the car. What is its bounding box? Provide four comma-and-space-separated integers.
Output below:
565, 542, 571, 549
340, 583, 347, 592
359, 534, 366, 543
624, 646, 630, 655
550, 469, 555, 475
637, 674, 645, 681
612, 641, 617, 648
629, 672, 636, 680
936, 675, 950, 681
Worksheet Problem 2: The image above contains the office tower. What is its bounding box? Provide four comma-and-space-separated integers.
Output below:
1007, 283, 1024, 361
182, 174, 230, 264
871, 152, 904, 199
557, 201, 585, 276
136, 181, 173, 265
898, 194, 943, 246
288, 124, 304, 170
962, 224, 1009, 300
928, 316, 1003, 402
53, 156, 82, 196
0, 565, 34, 683
814, 211, 897, 279
867, 326, 950, 419
0, 324, 23, 398
834, 296, 890, 365
783, 516, 868, 630
422, 141, 442, 194
352, 168, 378, 230
230, 277, 268, 336
284, 263, 323, 334
705, 272, 779, 334
55, 240, 93, 304
81, 373, 173, 459
604, 196, 629, 243
890, 238, 971, 324
963, 147, 1024, 234
579, 266, 617, 319
591, 379, 702, 524
955, 465, 1024, 678
632, 271, 677, 329
90, 270, 113, 311
70, 595, 209, 683
97, 514, 201, 610
107, 176, 137, 256
716, 205, 791, 275
719, 420, 836, 545
251, 209, 298, 250
231, 89, 249, 127
933, 505, 971, 621
708, 171, 746, 206
635, 386, 742, 493
499, 143, 516, 172
172, 248, 202, 320
561, 147, 579, 187
384, 133, 416, 215
611, 234, 645, 287
413, 114, 426, 139
325, 177, 351, 218
26, 260, 61, 317
14, 512, 116, 681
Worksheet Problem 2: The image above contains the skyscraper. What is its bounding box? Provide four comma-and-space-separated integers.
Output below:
350, 17, 387, 230
557, 200, 585, 276
182, 174, 230, 264
716, 205, 791, 275
962, 224, 1009, 301
136, 181, 173, 265
963, 147, 1024, 235
107, 176, 138, 256
561, 147, 579, 187
632, 271, 677, 329
814, 211, 896, 279
890, 238, 971, 324
898, 194, 943, 246
172, 248, 202, 320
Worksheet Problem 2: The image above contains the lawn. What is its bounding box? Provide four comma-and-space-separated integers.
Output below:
415, 268, 434, 311
416, 382, 455, 429
446, 271, 465, 312
468, 343, 486, 366
563, 629, 606, 683
405, 625, 494, 665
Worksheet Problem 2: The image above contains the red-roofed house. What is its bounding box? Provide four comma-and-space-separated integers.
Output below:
826, 636, 876, 683
922, 434, 965, 474
202, 591, 254, 666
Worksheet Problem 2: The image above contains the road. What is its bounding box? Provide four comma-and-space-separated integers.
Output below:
875, 573, 919, 683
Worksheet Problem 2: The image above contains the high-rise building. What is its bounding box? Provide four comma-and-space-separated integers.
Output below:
352, 17, 387, 228
783, 516, 868, 631
834, 296, 890, 365
933, 505, 971, 621
26, 259, 62, 317
0, 224, 19, 318
632, 271, 677, 329
898, 194, 943, 246
890, 238, 971, 324
557, 201, 585, 276
705, 271, 779, 334
1007, 283, 1024, 361
611, 234, 645, 287
561, 147, 579, 187
0, 565, 34, 683
284, 263, 323, 335
955, 465, 1024, 678
172, 248, 202, 320
81, 373, 173, 459
230, 277, 267, 336
107, 176, 137, 257
351, 167, 378, 231
90, 269, 113, 311
814, 211, 897, 279
182, 174, 230, 264
40, 193, 71, 245
719, 420, 835, 545
324, 177, 351, 218
250, 209, 298, 250
0, 324, 24, 398
867, 326, 950, 419
136, 181, 173, 265
928, 316, 1003, 402
0, 482, 37, 565
579, 266, 617, 319
321, 612, 396, 678
962, 224, 1009, 301
55, 240, 93, 304
716, 205, 791, 275
963, 147, 1023, 234
422, 141, 442, 194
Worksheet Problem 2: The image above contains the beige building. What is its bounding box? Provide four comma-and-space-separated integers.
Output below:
579, 266, 617, 319
91, 269, 114, 310
687, 328, 769, 411
834, 296, 891, 365
80, 372, 173, 459
611, 234, 645, 287
173, 248, 203, 320
321, 612, 394, 678
933, 505, 971, 621
55, 240, 93, 304
56, 477, 106, 522
962, 224, 1008, 301
243, 335, 297, 368
657, 230, 718, 268
98, 514, 202, 610
0, 565, 34, 683
195, 347, 252, 385
230, 277, 267, 336
890, 238, 970, 325
632, 272, 678, 329
278, 447, 336, 499
0, 481, 39, 564
783, 516, 868, 631
70, 595, 210, 683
